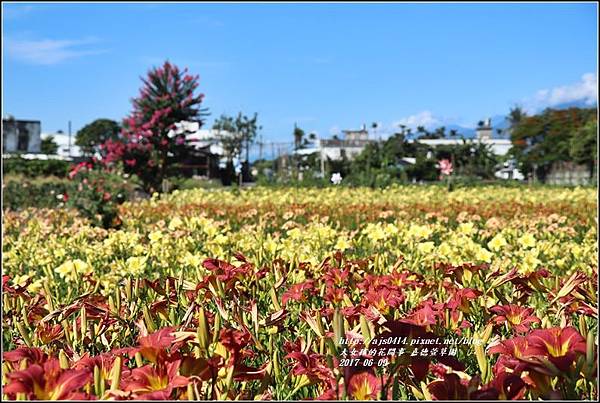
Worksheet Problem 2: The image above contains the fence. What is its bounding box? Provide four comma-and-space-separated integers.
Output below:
545, 161, 596, 186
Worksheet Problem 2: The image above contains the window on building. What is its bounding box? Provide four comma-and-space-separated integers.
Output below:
17, 127, 29, 152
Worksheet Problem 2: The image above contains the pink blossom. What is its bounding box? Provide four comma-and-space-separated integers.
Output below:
437, 159, 453, 176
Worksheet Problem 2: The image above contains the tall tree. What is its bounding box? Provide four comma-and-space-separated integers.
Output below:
237, 112, 260, 163
101, 61, 207, 192
570, 117, 598, 174
508, 105, 526, 128
214, 114, 241, 163
76, 119, 120, 156
293, 124, 305, 150
214, 112, 260, 163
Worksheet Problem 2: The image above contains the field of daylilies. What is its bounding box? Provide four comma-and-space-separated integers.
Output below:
2, 185, 598, 400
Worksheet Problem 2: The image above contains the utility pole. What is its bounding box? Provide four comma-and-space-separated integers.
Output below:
318, 133, 325, 178
68, 120, 72, 157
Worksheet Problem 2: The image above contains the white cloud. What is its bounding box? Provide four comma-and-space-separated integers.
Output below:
6, 37, 106, 65
526, 73, 598, 112
393, 111, 441, 129
3, 5, 35, 19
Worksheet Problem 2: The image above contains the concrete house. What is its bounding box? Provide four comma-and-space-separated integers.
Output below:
2, 117, 42, 154
295, 124, 376, 161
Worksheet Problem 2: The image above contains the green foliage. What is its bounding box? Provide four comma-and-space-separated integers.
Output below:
3, 165, 141, 228
508, 105, 527, 128
213, 112, 260, 162
213, 115, 239, 159
2, 175, 71, 210
293, 125, 305, 150
169, 177, 223, 191
345, 132, 498, 186
510, 107, 597, 180
41, 135, 59, 154
406, 155, 439, 182
2, 157, 70, 178
570, 118, 598, 169
429, 141, 499, 179
66, 165, 140, 228
76, 119, 121, 156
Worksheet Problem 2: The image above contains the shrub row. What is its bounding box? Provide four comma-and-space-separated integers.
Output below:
2, 157, 71, 178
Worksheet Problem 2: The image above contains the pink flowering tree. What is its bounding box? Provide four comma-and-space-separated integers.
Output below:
101, 61, 207, 192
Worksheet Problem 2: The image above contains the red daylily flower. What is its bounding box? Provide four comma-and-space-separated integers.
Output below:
362, 285, 405, 315
427, 373, 470, 400
446, 287, 482, 313
219, 327, 251, 364
501, 268, 550, 304
489, 326, 587, 382
284, 341, 335, 387
2, 275, 31, 297
402, 302, 442, 327
428, 372, 508, 400
137, 327, 177, 364
525, 327, 587, 372
200, 258, 254, 293
286, 351, 336, 387
3, 358, 91, 400
3, 347, 49, 367
36, 322, 65, 345
475, 371, 527, 400
121, 360, 189, 399
438, 262, 488, 285
490, 304, 541, 333
282, 279, 316, 304
74, 352, 130, 388
488, 335, 531, 365
370, 320, 465, 382
347, 370, 381, 400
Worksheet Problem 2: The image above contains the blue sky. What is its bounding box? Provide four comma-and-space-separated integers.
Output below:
3, 2, 598, 145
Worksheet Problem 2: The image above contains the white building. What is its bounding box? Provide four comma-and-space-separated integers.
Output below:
298, 120, 514, 162
171, 120, 229, 156
295, 124, 375, 161
40, 132, 82, 158
413, 119, 512, 156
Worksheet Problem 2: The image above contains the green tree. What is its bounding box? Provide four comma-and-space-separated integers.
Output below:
40, 135, 59, 154
213, 115, 239, 161
293, 124, 305, 151
236, 113, 260, 164
570, 118, 598, 175
510, 107, 596, 181
508, 105, 527, 128
213, 112, 260, 183
214, 112, 260, 163
76, 119, 120, 156
417, 126, 444, 139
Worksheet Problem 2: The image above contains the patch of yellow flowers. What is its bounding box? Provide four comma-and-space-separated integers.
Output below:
3, 185, 597, 302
